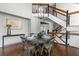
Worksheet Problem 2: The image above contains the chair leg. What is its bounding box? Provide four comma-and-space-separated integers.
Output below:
48, 47, 52, 56
28, 49, 31, 56
48, 49, 50, 56
41, 48, 43, 55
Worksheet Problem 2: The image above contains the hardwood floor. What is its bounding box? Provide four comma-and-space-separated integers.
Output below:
0, 43, 79, 56
53, 43, 79, 56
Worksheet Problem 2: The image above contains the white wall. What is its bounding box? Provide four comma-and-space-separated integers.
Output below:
70, 14, 79, 26
31, 16, 40, 34
56, 3, 79, 26
31, 16, 53, 34
56, 3, 79, 12
0, 13, 29, 47
0, 3, 32, 47
0, 3, 32, 18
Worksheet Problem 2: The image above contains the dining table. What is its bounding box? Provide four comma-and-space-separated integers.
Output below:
21, 34, 54, 56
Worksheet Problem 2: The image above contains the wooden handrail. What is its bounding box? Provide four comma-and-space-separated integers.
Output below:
49, 6, 67, 13
32, 3, 79, 16
49, 6, 66, 16
32, 3, 66, 13
32, 9, 66, 16
49, 32, 66, 43
49, 32, 79, 35
32, 3, 67, 16
49, 32, 65, 35
53, 9, 66, 16
69, 11, 79, 15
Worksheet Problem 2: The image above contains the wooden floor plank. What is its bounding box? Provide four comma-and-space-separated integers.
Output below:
0, 43, 79, 56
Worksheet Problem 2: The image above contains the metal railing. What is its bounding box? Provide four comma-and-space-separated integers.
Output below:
32, 3, 70, 46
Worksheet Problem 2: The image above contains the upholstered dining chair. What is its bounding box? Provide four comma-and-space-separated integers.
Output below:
42, 35, 54, 56
20, 35, 35, 56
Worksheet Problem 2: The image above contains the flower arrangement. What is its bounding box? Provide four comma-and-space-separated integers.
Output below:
37, 32, 43, 38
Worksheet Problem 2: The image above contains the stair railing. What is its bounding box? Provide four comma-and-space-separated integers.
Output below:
32, 3, 70, 46
32, 3, 67, 17
51, 25, 67, 44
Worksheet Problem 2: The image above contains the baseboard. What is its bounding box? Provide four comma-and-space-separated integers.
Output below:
1, 42, 22, 48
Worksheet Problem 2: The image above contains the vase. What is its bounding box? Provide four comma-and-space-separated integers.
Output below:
7, 24, 11, 35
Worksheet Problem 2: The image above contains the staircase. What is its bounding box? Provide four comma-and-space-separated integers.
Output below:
32, 3, 79, 47
32, 13, 66, 27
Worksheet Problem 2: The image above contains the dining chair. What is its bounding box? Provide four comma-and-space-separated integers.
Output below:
44, 36, 54, 56
20, 36, 35, 56
34, 43, 48, 56
44, 40, 53, 55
